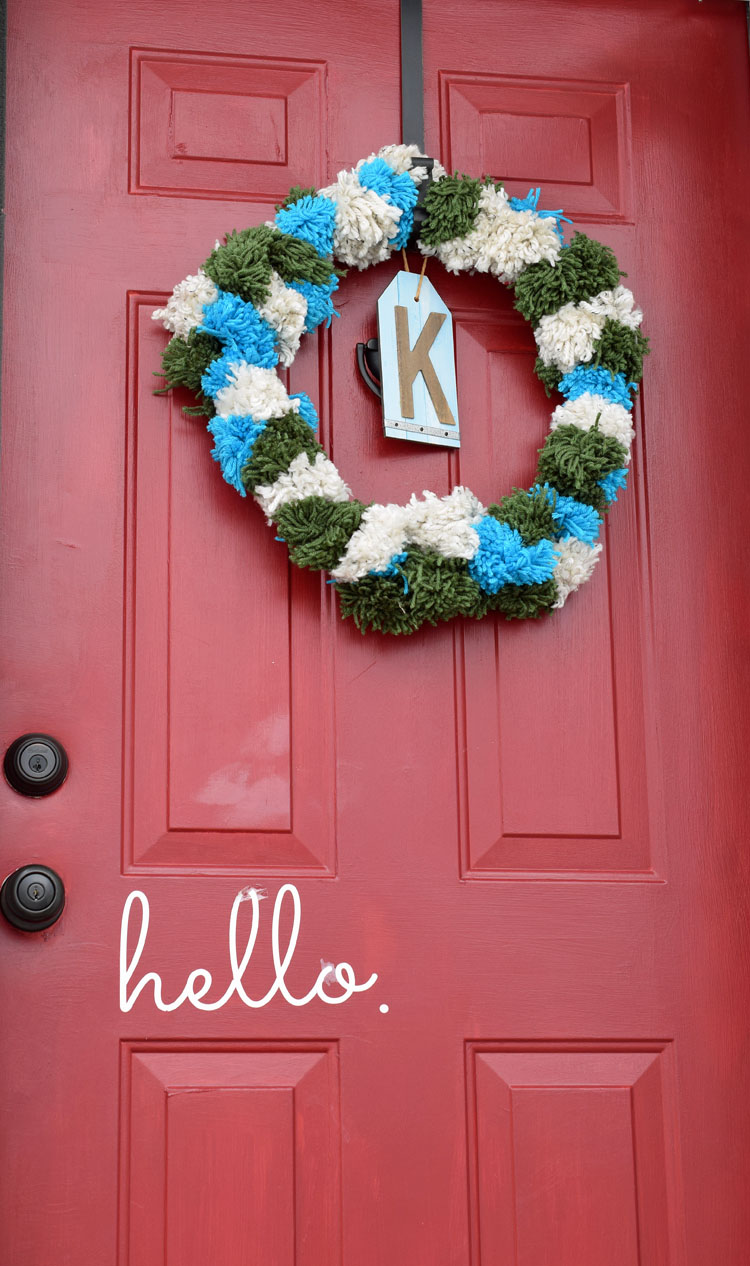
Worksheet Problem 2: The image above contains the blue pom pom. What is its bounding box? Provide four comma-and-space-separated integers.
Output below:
357, 158, 394, 198
200, 353, 236, 399
206, 414, 268, 495
598, 467, 628, 503
558, 366, 637, 410
274, 195, 337, 257
533, 484, 602, 545
289, 276, 340, 332
468, 518, 559, 593
198, 290, 278, 368
358, 159, 419, 249
289, 391, 318, 431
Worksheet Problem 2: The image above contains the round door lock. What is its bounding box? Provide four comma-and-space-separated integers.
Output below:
3, 734, 69, 797
0, 865, 65, 932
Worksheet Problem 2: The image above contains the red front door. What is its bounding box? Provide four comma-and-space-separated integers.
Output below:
2, 2, 749, 1263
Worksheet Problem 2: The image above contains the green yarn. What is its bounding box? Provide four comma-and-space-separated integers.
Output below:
593, 318, 650, 383
487, 579, 558, 620
514, 232, 623, 326
155, 330, 222, 417
203, 225, 336, 307
274, 497, 366, 571
535, 423, 627, 512
487, 488, 559, 545
276, 186, 317, 212
419, 173, 484, 248
241, 413, 324, 492
337, 550, 557, 633
269, 231, 338, 286
337, 551, 487, 634
534, 357, 563, 396
203, 226, 276, 306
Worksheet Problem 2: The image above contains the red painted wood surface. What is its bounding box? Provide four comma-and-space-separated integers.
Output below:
1, 1, 749, 1263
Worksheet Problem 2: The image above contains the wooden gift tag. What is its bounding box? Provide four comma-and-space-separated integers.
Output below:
377, 270, 460, 448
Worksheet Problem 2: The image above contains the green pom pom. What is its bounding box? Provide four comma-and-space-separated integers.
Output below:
487, 580, 558, 620
203, 226, 276, 306
534, 357, 563, 396
487, 488, 558, 545
269, 231, 337, 286
419, 173, 484, 247
592, 318, 650, 383
275, 497, 366, 571
514, 232, 623, 326
155, 330, 223, 418
535, 424, 627, 512
241, 413, 324, 492
336, 551, 488, 634
276, 185, 317, 212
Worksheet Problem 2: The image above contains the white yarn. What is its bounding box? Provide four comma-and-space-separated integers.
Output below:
420, 183, 561, 283
552, 537, 603, 608
152, 268, 218, 340
213, 364, 295, 421
364, 143, 430, 186
318, 170, 402, 269
254, 451, 351, 521
550, 393, 635, 460
580, 285, 642, 330
535, 286, 643, 374
330, 487, 485, 583
256, 271, 308, 368
534, 303, 605, 374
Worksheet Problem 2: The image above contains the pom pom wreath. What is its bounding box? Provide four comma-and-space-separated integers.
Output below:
154, 146, 647, 634
514, 232, 622, 326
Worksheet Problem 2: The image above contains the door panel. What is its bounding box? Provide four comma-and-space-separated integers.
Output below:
1, 2, 749, 1264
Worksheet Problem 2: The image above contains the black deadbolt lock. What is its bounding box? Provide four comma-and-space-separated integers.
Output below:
3, 734, 69, 797
1, 865, 65, 932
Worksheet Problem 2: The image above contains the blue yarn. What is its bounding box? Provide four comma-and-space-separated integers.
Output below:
198, 290, 278, 368
274, 195, 337, 257
370, 550, 409, 593
201, 353, 239, 400
358, 158, 419, 249
533, 483, 602, 545
288, 390, 319, 431
598, 467, 628, 503
508, 187, 571, 243
357, 158, 396, 198
468, 517, 559, 593
558, 366, 638, 410
289, 276, 340, 332
206, 414, 269, 495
